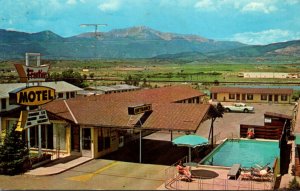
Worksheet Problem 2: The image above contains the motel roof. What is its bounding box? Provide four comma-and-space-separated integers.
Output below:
0, 81, 82, 98
89, 84, 140, 92
43, 85, 215, 132
210, 86, 293, 95
81, 85, 205, 103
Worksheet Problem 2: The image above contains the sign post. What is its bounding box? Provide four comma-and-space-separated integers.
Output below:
9, 53, 54, 157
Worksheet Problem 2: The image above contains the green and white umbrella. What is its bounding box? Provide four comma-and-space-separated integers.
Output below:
172, 135, 208, 162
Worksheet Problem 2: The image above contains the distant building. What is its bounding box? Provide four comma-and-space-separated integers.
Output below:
210, 86, 293, 104
238, 72, 299, 79
78, 84, 141, 96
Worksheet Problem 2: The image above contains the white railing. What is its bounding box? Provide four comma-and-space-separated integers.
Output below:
167, 176, 274, 190
165, 167, 274, 190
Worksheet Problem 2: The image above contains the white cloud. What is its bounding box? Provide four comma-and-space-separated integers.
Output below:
194, 0, 214, 9
241, 2, 277, 13
285, 0, 300, 5
193, 0, 286, 13
66, 0, 77, 5
230, 29, 300, 45
98, 0, 121, 12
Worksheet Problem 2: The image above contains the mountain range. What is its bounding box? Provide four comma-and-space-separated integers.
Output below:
0, 26, 299, 61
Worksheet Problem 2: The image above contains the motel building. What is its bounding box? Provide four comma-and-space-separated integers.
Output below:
210, 86, 293, 104
31, 85, 218, 160
0, 81, 82, 151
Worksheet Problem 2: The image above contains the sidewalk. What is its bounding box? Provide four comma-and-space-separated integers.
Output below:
25, 156, 93, 176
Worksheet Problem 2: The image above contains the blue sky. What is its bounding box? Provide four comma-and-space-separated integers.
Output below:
1, 0, 300, 45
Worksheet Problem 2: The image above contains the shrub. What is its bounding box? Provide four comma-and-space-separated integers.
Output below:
0, 126, 29, 175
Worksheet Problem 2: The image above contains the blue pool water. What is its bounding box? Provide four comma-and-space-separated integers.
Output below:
201, 139, 279, 168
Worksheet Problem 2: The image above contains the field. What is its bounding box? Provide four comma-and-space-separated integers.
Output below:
1, 59, 300, 89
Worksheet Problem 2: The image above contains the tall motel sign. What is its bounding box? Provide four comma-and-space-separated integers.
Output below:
9, 53, 55, 156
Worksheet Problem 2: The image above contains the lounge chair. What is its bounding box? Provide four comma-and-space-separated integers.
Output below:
227, 164, 241, 180
251, 169, 273, 181
240, 168, 253, 180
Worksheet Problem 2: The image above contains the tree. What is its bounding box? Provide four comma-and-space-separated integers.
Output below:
0, 126, 29, 175
208, 102, 225, 148
49, 72, 61, 81
61, 69, 87, 88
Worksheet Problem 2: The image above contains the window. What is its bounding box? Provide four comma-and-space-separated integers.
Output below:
1, 98, 6, 110
58, 93, 63, 98
229, 94, 235, 99
247, 94, 253, 100
98, 128, 111, 152
70, 92, 75, 98
281, 94, 288, 101
261, 94, 267, 101
30, 124, 54, 149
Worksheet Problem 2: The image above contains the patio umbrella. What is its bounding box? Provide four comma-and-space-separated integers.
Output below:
172, 134, 208, 162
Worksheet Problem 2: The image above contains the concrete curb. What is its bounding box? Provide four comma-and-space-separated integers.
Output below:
26, 157, 93, 176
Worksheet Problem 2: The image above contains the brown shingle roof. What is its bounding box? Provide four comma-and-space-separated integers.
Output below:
210, 86, 293, 94
85, 85, 205, 103
43, 86, 211, 132
142, 104, 211, 131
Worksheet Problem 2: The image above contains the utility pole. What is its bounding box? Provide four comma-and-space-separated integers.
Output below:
80, 24, 108, 39
80, 23, 108, 59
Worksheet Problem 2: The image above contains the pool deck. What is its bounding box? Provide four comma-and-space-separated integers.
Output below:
158, 165, 274, 190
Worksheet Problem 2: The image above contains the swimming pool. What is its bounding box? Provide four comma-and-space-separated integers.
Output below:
200, 139, 279, 168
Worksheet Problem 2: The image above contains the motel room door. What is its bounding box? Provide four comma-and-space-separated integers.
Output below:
269, 95, 273, 102
82, 128, 92, 157
242, 94, 246, 101
236, 94, 240, 101
274, 95, 278, 103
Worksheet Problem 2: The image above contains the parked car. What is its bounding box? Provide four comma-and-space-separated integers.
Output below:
224, 102, 254, 113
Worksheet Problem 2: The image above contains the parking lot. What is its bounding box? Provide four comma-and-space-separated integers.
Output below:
197, 102, 296, 141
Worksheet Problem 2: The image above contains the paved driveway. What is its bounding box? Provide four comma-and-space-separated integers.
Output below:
0, 159, 168, 190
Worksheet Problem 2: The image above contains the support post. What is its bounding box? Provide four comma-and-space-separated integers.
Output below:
38, 124, 42, 157
139, 129, 142, 163
170, 130, 173, 141
27, 128, 30, 149
189, 147, 191, 162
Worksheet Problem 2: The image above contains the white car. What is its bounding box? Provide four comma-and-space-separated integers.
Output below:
224, 103, 254, 113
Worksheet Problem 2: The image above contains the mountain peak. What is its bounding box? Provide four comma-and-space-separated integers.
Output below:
31, 30, 63, 40
104, 26, 209, 42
